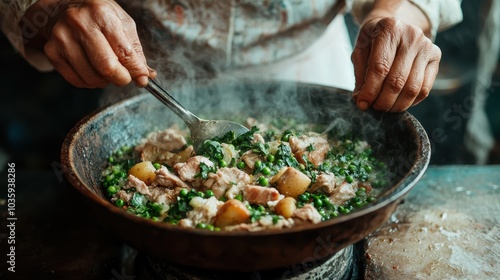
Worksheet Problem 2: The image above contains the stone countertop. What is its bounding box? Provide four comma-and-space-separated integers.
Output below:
364, 165, 499, 280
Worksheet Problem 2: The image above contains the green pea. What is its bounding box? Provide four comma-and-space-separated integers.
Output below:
219, 159, 228, 168
152, 217, 159, 222
153, 163, 162, 170
196, 223, 207, 229
236, 161, 246, 169
179, 188, 188, 197
206, 224, 215, 231
258, 176, 269, 186
115, 199, 124, 207
313, 198, 323, 208
364, 165, 372, 173
107, 185, 118, 195
298, 194, 309, 202
108, 156, 115, 163
261, 167, 271, 176
338, 206, 350, 214
348, 164, 357, 171
367, 196, 376, 202
254, 160, 262, 170
197, 191, 205, 198
266, 154, 275, 163
322, 197, 330, 206
281, 134, 290, 142
346, 175, 354, 183
205, 190, 214, 198
354, 201, 364, 208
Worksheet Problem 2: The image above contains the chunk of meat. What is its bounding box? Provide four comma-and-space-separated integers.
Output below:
153, 166, 190, 189
240, 150, 262, 170
149, 187, 176, 206
243, 185, 280, 205
174, 156, 214, 187
123, 174, 152, 196
225, 185, 241, 200
293, 204, 322, 224
203, 167, 251, 198
258, 215, 294, 229
178, 218, 194, 228
329, 182, 356, 206
309, 173, 336, 194
187, 196, 224, 225
138, 128, 188, 151
139, 144, 194, 167
114, 190, 132, 203
289, 134, 329, 167
252, 133, 265, 144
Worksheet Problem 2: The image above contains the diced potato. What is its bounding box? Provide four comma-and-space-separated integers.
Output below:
128, 161, 156, 185
274, 197, 296, 218
270, 167, 288, 184
214, 199, 251, 228
275, 167, 311, 198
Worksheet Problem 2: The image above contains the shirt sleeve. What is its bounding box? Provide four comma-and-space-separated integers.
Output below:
345, 0, 463, 40
0, 0, 53, 71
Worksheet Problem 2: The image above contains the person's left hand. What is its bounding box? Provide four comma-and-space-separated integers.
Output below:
351, 16, 441, 112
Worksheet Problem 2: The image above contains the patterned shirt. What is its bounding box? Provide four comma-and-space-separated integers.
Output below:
0, 0, 462, 73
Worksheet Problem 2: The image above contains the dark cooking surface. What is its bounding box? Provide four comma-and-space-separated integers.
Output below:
1, 165, 498, 279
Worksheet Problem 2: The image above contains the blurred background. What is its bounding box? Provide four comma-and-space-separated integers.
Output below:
0, 0, 499, 172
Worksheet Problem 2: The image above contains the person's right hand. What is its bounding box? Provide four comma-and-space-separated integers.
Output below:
22, 0, 156, 88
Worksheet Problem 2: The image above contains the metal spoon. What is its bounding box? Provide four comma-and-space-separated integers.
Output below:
144, 79, 249, 151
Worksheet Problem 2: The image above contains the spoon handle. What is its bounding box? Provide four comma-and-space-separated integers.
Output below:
144, 79, 200, 127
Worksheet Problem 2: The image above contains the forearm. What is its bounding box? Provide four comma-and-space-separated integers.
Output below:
348, 0, 463, 40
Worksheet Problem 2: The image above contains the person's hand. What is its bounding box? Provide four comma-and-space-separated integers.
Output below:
22, 0, 156, 88
351, 3, 441, 112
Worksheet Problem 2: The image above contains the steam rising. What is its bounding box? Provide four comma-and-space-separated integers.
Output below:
104, 1, 424, 188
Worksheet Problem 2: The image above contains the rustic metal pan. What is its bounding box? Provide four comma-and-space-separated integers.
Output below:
61, 79, 430, 271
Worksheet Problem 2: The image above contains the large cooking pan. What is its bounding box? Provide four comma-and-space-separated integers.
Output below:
61, 79, 430, 271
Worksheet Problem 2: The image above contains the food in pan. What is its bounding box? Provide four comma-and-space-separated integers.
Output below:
101, 118, 387, 231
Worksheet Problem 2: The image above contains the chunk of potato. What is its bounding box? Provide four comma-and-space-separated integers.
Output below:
275, 167, 311, 198
270, 167, 288, 184
214, 199, 251, 228
128, 161, 156, 185
274, 197, 297, 219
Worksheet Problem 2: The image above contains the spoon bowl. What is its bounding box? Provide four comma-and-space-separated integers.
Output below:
144, 79, 249, 150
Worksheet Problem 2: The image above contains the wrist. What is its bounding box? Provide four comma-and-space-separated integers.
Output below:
19, 0, 70, 49
363, 0, 432, 38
